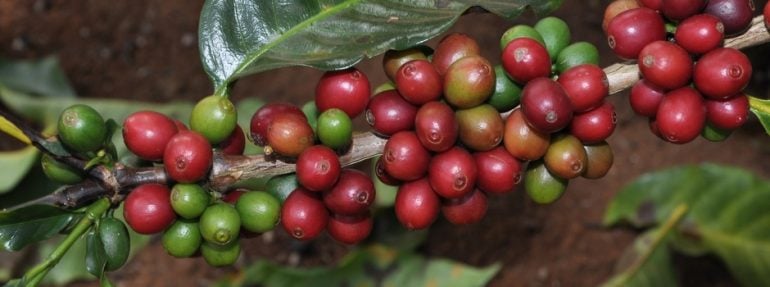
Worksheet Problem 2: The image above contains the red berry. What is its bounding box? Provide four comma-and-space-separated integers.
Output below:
557, 64, 609, 112
365, 90, 418, 137
765, 1, 770, 29
630, 79, 666, 117
396, 59, 442, 105
217, 124, 246, 155
501, 38, 552, 84
123, 111, 178, 161
315, 67, 371, 118
414, 101, 458, 152
705, 0, 755, 35
661, 0, 707, 21
382, 131, 430, 181
250, 103, 305, 146
281, 188, 328, 241
296, 145, 341, 192
222, 189, 246, 204
163, 131, 213, 183
503, 108, 551, 161
638, 0, 662, 10
374, 157, 400, 186
638, 41, 693, 90
395, 178, 440, 230
520, 78, 573, 134
569, 101, 617, 144
473, 146, 522, 195
266, 113, 315, 157
441, 189, 488, 225
323, 169, 375, 216
429, 147, 477, 199
606, 8, 666, 59
674, 14, 724, 55
327, 213, 373, 245
705, 93, 749, 130
123, 183, 175, 234
694, 48, 752, 100
432, 33, 481, 76
656, 87, 706, 144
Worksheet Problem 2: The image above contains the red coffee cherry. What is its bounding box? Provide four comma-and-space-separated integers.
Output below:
606, 8, 666, 59
374, 157, 400, 186
382, 131, 431, 181
396, 59, 442, 105
473, 146, 522, 195
432, 33, 481, 76
124, 183, 175, 234
163, 131, 213, 183
501, 38, 552, 84
123, 111, 178, 161
503, 108, 551, 161
705, 0, 755, 35
266, 113, 315, 157
414, 101, 458, 152
569, 101, 617, 144
674, 14, 725, 55
662, 0, 707, 21
429, 147, 477, 199
395, 178, 440, 230
557, 64, 609, 112
444, 55, 496, 109
315, 67, 371, 118
323, 169, 375, 216
281, 188, 328, 241
520, 77, 573, 134
656, 87, 707, 144
250, 102, 305, 146
365, 90, 418, 137
638, 0, 662, 10
327, 213, 373, 245
694, 48, 752, 100
296, 145, 341, 192
638, 41, 693, 90
765, 1, 770, 29
383, 47, 429, 81
630, 79, 666, 117
705, 93, 749, 130
217, 124, 246, 155
441, 189, 488, 225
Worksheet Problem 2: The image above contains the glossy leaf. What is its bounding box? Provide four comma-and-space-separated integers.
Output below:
749, 96, 770, 135
604, 164, 770, 287
0, 146, 39, 194
0, 205, 81, 251
601, 231, 678, 287
0, 56, 76, 98
198, 0, 562, 92
85, 229, 108, 278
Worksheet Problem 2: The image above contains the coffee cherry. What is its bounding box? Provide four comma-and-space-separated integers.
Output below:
638, 41, 692, 90
674, 14, 724, 55
327, 212, 373, 245
201, 241, 240, 267
323, 169, 375, 216
503, 108, 550, 161
606, 8, 666, 59
163, 131, 213, 183
265, 173, 299, 203
124, 183, 175, 235
455, 104, 504, 151
383, 46, 429, 81
487, 65, 523, 112
544, 134, 588, 179
236, 191, 281, 233
315, 67, 370, 118
443, 55, 495, 109
250, 103, 304, 146
302, 101, 319, 134
630, 79, 667, 117
694, 48, 752, 100
432, 33, 481, 75
765, 1, 770, 29
162, 219, 202, 258
656, 87, 707, 144
123, 111, 178, 161
521, 77, 573, 133
216, 124, 246, 155
396, 59, 442, 105
266, 113, 315, 157
473, 146, 522, 194
429, 147, 477, 199
374, 157, 400, 186
296, 145, 341, 192
557, 64, 608, 112
382, 131, 430, 181
705, 93, 749, 130
603, 0, 642, 31
569, 101, 617, 144
554, 42, 600, 74
98, 217, 131, 271
281, 188, 328, 241
57, 104, 107, 153
41, 154, 84, 184
442, 189, 488, 225
501, 38, 552, 84
638, 0, 662, 10
534, 16, 571, 59
199, 203, 240, 246
317, 108, 352, 150
170, 183, 210, 219
705, 0, 755, 35
223, 189, 246, 204
190, 95, 237, 144
701, 123, 732, 142
662, 0, 706, 21
395, 178, 440, 230
500, 25, 545, 50
583, 141, 614, 179
524, 160, 568, 204
365, 90, 418, 137
414, 101, 458, 152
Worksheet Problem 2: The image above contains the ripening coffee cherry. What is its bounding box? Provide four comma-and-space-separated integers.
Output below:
383, 46, 429, 81
429, 147, 477, 199
473, 146, 522, 194
694, 48, 752, 100
705, 0, 755, 35
606, 8, 666, 59
443, 55, 496, 109
455, 104, 504, 151
57, 104, 107, 153
250, 103, 305, 146
396, 59, 442, 105
638, 41, 692, 90
323, 169, 375, 216
520, 77, 573, 134
315, 67, 371, 118
190, 95, 237, 144
327, 213, 373, 245
603, 0, 642, 31
569, 101, 617, 144
296, 145, 341, 192
557, 64, 609, 112
365, 90, 418, 137
583, 141, 614, 179
543, 134, 588, 179
281, 188, 329, 241
123, 111, 178, 161
124, 183, 176, 235
382, 131, 430, 181
630, 79, 666, 117
170, 183, 210, 219
503, 108, 551, 161
441, 189, 488, 225
414, 101, 458, 152
662, 0, 707, 21
266, 113, 315, 157
674, 14, 724, 55
524, 160, 568, 204
705, 93, 749, 130
164, 131, 213, 183
395, 178, 440, 230
656, 87, 707, 144
216, 124, 246, 155
432, 33, 481, 75
501, 38, 552, 84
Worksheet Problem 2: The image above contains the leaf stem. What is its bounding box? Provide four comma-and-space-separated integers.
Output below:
20, 198, 111, 287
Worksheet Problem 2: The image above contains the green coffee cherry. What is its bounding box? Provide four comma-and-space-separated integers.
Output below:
199, 203, 240, 246
98, 218, 131, 271
487, 65, 522, 112
190, 95, 237, 144
57, 104, 107, 153
534, 16, 571, 59
170, 183, 211, 219
41, 154, 84, 184
162, 219, 202, 258
317, 108, 352, 150
201, 240, 240, 267
266, 173, 299, 203
235, 191, 281, 233
524, 160, 568, 204
555, 41, 600, 74
500, 25, 545, 50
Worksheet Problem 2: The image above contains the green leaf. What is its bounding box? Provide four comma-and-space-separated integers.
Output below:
601, 231, 678, 287
39, 236, 92, 285
198, 0, 561, 92
0, 146, 39, 194
0, 205, 81, 251
85, 229, 108, 278
0, 56, 76, 98
604, 164, 770, 287
749, 96, 770, 135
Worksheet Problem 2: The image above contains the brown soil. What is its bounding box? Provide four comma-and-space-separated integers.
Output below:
2, 1, 769, 286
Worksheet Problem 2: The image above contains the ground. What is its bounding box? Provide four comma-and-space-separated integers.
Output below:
1, 0, 769, 286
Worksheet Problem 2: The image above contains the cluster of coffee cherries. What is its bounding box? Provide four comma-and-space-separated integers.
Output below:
604, 0, 755, 143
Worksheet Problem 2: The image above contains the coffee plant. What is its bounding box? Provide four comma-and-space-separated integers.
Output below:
2, 0, 770, 286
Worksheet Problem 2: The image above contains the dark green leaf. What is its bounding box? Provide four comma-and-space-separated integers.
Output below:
85, 229, 108, 278
0, 146, 39, 194
0, 56, 76, 98
749, 96, 770, 136
0, 205, 81, 251
601, 231, 678, 287
198, 0, 561, 91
